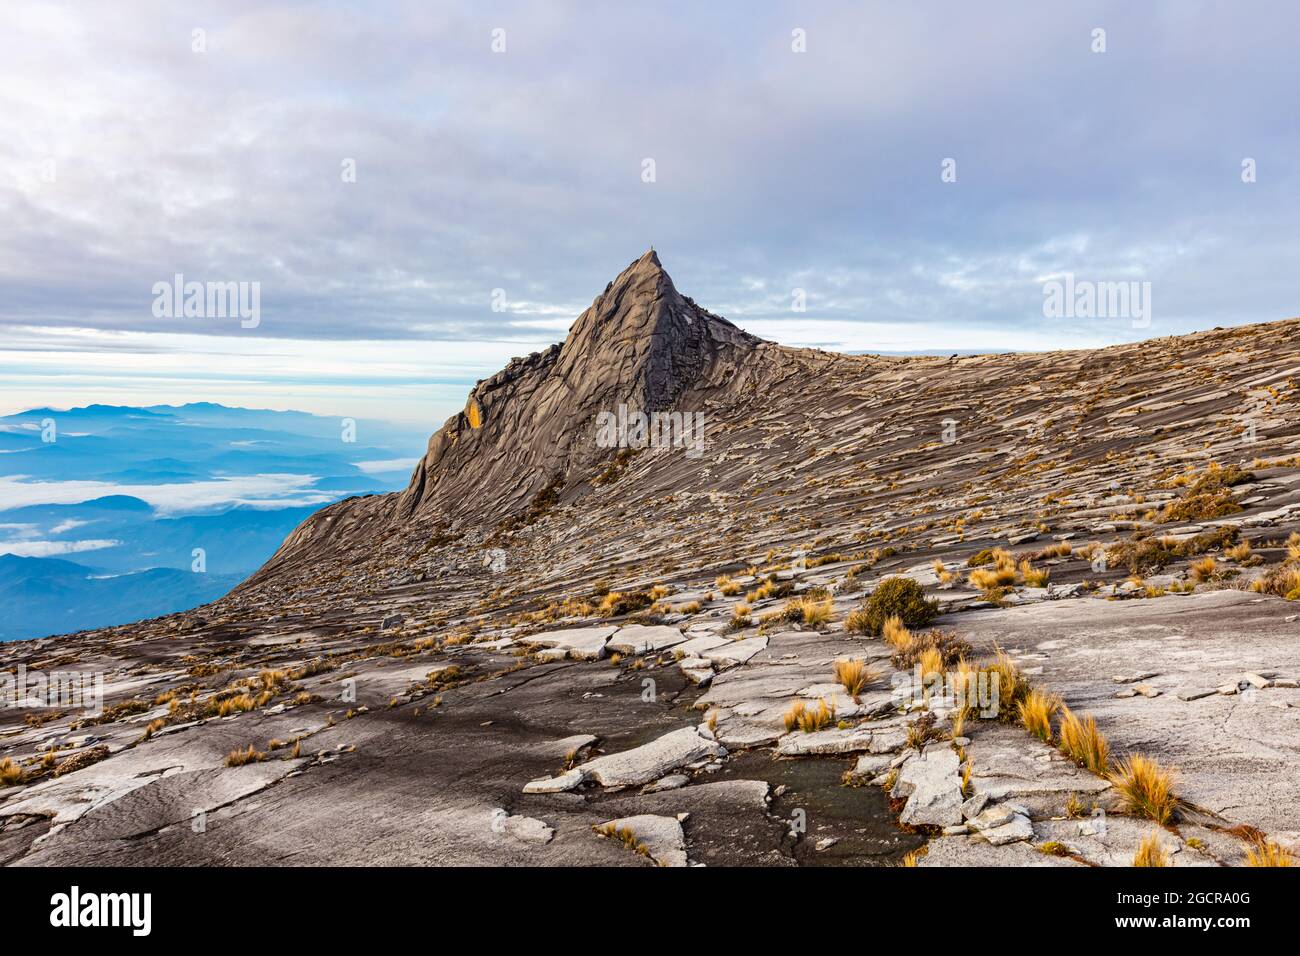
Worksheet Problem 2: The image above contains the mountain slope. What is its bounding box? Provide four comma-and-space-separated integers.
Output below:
6, 253, 1300, 868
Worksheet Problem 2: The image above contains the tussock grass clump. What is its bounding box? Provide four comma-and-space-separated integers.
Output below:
968, 548, 1019, 596
878, 616, 972, 671
1019, 559, 1050, 588
1160, 488, 1242, 522
1036, 541, 1073, 560
983, 648, 1032, 721
1064, 792, 1087, 819
881, 614, 912, 650
1018, 688, 1059, 742
931, 558, 956, 586
843, 608, 872, 634
1110, 754, 1178, 824
1251, 564, 1300, 600
1245, 840, 1295, 867
1056, 706, 1110, 774
598, 589, 653, 617
854, 577, 938, 635
226, 745, 267, 767
1159, 462, 1252, 522
1189, 556, 1218, 583
832, 658, 878, 697
899, 846, 927, 867
728, 603, 753, 631
917, 646, 943, 683
1225, 540, 1253, 562
1107, 526, 1237, 574
255, 669, 290, 691
715, 575, 742, 597
783, 593, 833, 627
783, 697, 836, 733
0, 757, 25, 786
1287, 530, 1300, 563
427, 665, 462, 688
1133, 832, 1170, 867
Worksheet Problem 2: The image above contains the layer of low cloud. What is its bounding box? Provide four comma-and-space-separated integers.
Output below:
0, 538, 122, 558
2, 1, 1298, 421
0, 475, 335, 516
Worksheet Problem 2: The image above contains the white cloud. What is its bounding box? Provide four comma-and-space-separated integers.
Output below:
0, 474, 335, 516
353, 458, 421, 474
0, 538, 121, 557
50, 518, 91, 534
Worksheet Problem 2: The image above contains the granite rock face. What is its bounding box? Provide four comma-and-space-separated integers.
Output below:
254, 250, 764, 582
8, 252, 1300, 867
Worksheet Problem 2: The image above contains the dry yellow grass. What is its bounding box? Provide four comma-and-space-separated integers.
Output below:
1245, 840, 1295, 867
931, 558, 956, 585
968, 565, 1017, 593
729, 603, 753, 629
917, 646, 943, 682
1057, 706, 1110, 775
832, 658, 877, 697
881, 614, 913, 651
1064, 792, 1087, 819
899, 846, 927, 867
782, 700, 804, 732
1225, 540, 1252, 562
1110, 754, 1178, 824
1018, 558, 1050, 588
1189, 556, 1217, 583
1017, 688, 1058, 742
1133, 832, 1169, 867
225, 744, 266, 767
715, 575, 742, 596
783, 697, 836, 733
1288, 531, 1300, 563
843, 607, 871, 634
984, 648, 1031, 719
0, 757, 24, 786
786, 594, 833, 627
1252, 564, 1300, 599
1038, 541, 1073, 559
216, 692, 259, 718
968, 548, 1019, 595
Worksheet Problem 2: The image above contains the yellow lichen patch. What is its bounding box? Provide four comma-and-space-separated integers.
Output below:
466, 399, 484, 429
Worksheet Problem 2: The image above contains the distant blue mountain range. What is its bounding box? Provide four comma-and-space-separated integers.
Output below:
0, 403, 426, 641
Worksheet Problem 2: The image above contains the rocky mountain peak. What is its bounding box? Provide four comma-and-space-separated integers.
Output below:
254, 252, 767, 570
554, 249, 759, 414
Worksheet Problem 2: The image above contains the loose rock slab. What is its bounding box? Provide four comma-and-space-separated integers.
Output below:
577, 727, 725, 788
596, 813, 688, 867
606, 624, 687, 656
702, 636, 769, 668
893, 746, 964, 827
527, 626, 618, 660
493, 810, 555, 845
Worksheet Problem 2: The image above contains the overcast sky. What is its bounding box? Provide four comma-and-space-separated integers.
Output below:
2, 1, 1298, 427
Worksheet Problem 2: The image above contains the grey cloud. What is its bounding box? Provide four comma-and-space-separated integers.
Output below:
1, 0, 1298, 349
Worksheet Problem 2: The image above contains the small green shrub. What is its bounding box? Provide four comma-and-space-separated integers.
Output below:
853, 577, 938, 636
